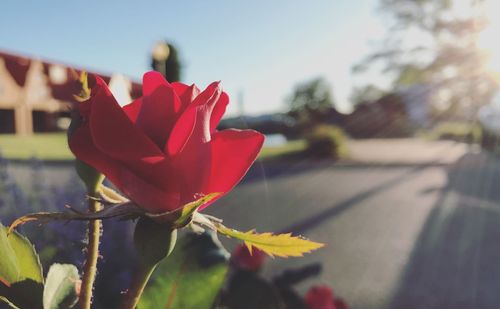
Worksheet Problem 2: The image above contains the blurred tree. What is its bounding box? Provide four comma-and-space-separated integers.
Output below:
350, 85, 386, 105
354, 0, 498, 120
288, 77, 335, 128
151, 41, 181, 82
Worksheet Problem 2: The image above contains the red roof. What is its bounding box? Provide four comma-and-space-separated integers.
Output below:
0, 50, 142, 103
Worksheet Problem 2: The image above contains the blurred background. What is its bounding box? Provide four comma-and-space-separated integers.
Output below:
3, 0, 500, 308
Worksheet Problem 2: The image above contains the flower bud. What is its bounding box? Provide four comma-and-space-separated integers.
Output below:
134, 217, 177, 266
75, 159, 104, 194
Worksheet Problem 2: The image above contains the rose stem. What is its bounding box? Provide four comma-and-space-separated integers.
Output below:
79, 194, 102, 309
121, 264, 157, 309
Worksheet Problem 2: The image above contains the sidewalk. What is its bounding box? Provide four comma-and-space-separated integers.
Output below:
341, 138, 471, 166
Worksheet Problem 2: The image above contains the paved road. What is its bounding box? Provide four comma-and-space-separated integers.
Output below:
207, 139, 500, 309
6, 138, 500, 308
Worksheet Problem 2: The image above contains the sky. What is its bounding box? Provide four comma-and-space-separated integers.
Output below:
0, 0, 387, 116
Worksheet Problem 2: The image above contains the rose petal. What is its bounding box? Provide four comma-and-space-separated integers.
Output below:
70, 121, 180, 212
210, 92, 229, 132
172, 82, 201, 110
89, 77, 164, 161
164, 103, 197, 156
136, 72, 182, 148
199, 129, 264, 210
87, 77, 183, 194
122, 98, 142, 123
166, 81, 221, 157
187, 81, 222, 142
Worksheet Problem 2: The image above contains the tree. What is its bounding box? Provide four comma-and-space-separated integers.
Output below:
354, 0, 498, 120
287, 77, 335, 129
151, 41, 182, 82
350, 85, 386, 106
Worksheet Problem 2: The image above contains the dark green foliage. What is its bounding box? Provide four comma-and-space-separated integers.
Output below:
138, 231, 229, 309
305, 125, 347, 158
345, 93, 416, 138
350, 85, 386, 106
224, 271, 285, 309
288, 77, 335, 130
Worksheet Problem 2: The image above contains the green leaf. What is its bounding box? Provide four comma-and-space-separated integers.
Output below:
216, 225, 325, 258
0, 223, 44, 309
74, 71, 91, 102
8, 231, 44, 284
0, 224, 43, 284
138, 232, 229, 309
43, 264, 80, 309
0, 227, 19, 284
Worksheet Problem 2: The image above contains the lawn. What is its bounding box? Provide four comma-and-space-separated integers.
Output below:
420, 121, 481, 142
0, 133, 306, 161
0, 133, 74, 160
258, 139, 306, 160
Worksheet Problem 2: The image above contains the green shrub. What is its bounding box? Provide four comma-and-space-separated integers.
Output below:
305, 125, 347, 159
426, 121, 481, 143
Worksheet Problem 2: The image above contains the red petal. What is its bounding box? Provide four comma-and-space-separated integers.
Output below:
88, 77, 181, 192
210, 92, 229, 132
89, 77, 164, 160
187, 81, 221, 142
136, 72, 182, 148
70, 122, 180, 212
166, 81, 221, 157
122, 97, 142, 123
199, 129, 264, 210
172, 82, 200, 109
165, 103, 197, 156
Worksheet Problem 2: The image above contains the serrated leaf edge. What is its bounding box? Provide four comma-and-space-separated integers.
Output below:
214, 224, 325, 258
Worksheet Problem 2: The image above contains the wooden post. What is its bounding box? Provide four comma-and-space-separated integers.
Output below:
14, 104, 33, 135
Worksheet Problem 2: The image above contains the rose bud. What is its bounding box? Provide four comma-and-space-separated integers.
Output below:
304, 285, 348, 309
231, 245, 266, 272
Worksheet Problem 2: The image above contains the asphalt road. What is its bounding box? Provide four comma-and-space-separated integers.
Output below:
5, 139, 500, 308
207, 140, 500, 309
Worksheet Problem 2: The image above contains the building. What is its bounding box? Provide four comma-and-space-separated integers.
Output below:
0, 50, 141, 135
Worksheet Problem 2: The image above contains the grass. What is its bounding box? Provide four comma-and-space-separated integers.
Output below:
0, 133, 74, 160
0, 133, 308, 161
258, 140, 307, 161
420, 121, 481, 143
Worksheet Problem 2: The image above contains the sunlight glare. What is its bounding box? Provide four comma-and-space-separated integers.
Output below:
478, 0, 500, 73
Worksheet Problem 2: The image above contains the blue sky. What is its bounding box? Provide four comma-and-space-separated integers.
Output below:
0, 0, 386, 115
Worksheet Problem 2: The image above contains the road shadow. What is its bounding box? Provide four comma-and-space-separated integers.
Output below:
242, 157, 335, 184
278, 160, 449, 235
390, 151, 500, 309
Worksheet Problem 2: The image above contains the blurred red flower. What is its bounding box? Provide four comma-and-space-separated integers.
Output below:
69, 72, 264, 213
304, 285, 348, 309
231, 245, 266, 271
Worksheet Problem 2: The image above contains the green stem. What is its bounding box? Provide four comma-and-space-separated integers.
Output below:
120, 264, 157, 309
79, 196, 102, 309
121, 219, 177, 308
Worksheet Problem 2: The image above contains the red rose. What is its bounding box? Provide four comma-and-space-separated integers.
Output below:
231, 245, 266, 271
69, 72, 264, 213
304, 285, 348, 309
